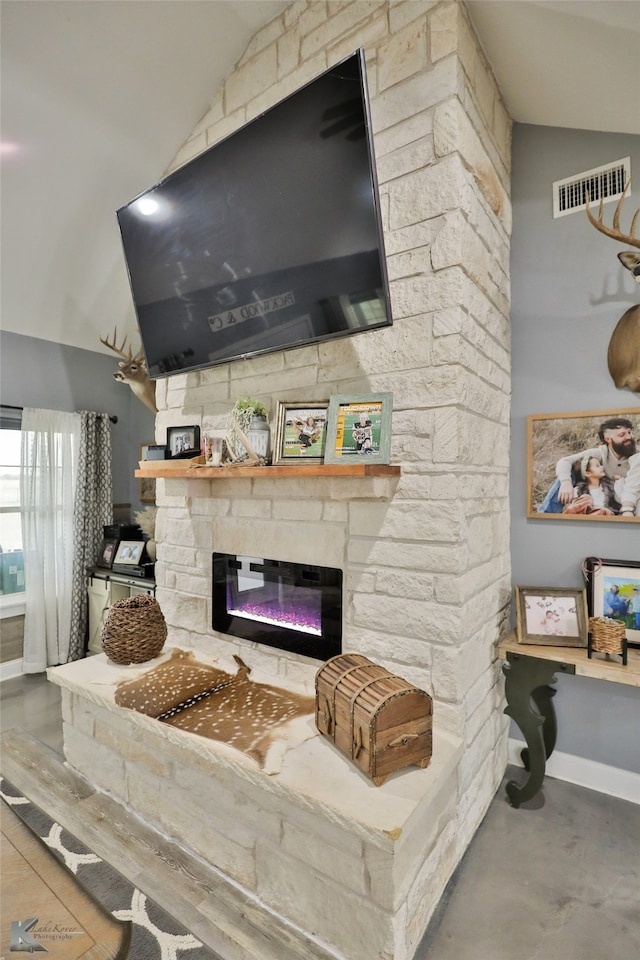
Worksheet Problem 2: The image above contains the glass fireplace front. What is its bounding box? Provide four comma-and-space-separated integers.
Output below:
212, 553, 342, 660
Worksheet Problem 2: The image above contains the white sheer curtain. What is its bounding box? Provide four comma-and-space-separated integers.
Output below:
20, 408, 81, 673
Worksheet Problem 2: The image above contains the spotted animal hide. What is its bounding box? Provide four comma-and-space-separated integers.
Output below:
114, 649, 316, 768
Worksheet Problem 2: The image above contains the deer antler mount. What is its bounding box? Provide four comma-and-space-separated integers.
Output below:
100, 327, 158, 414
586, 182, 640, 393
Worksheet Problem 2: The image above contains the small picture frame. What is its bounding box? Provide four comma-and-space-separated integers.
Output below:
584, 557, 640, 649
515, 586, 588, 647
166, 425, 201, 459
272, 401, 329, 465
113, 540, 145, 565
96, 538, 118, 569
139, 443, 156, 503
324, 393, 392, 465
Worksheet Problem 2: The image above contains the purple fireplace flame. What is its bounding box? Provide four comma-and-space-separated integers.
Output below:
213, 553, 342, 659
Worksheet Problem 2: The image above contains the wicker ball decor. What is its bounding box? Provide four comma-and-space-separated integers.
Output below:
101, 594, 167, 664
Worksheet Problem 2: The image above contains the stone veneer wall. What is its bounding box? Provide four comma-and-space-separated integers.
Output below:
153, 0, 511, 880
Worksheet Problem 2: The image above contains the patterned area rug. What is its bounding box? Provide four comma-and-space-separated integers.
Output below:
1, 778, 222, 959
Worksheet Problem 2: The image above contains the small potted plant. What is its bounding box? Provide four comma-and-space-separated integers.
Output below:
229, 396, 271, 462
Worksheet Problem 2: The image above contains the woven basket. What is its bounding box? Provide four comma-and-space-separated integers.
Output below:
101, 594, 167, 664
588, 616, 626, 654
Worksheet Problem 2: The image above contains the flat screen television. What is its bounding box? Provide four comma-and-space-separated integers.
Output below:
116, 49, 392, 378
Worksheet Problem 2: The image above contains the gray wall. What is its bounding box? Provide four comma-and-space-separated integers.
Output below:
0, 330, 155, 513
511, 125, 640, 773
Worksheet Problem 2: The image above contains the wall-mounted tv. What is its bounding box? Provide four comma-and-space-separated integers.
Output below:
116, 49, 392, 379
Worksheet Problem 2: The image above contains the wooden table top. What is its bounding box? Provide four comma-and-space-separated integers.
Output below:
498, 631, 640, 688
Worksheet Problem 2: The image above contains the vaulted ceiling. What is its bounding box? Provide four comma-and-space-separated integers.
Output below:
2, 1, 638, 355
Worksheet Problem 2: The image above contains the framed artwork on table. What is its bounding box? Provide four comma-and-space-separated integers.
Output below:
584, 557, 640, 649
515, 586, 588, 647
96, 538, 118, 569
113, 540, 145, 565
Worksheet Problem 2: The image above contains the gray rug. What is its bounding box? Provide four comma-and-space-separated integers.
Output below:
1, 777, 222, 959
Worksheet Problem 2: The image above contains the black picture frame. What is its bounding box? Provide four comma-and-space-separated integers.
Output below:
166, 425, 201, 459
584, 557, 640, 649
96, 538, 118, 569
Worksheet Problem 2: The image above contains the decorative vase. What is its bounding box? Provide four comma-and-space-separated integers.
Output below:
246, 414, 271, 461
101, 594, 167, 664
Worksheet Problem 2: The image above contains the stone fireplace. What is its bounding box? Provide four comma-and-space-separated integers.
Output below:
60, 4, 513, 960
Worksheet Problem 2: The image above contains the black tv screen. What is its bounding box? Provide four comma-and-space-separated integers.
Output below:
116, 50, 392, 378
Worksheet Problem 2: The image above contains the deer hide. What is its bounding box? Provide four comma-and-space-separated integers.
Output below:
608, 304, 640, 393
114, 648, 316, 771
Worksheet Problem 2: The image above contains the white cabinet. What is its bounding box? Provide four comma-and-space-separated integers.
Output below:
87, 569, 156, 655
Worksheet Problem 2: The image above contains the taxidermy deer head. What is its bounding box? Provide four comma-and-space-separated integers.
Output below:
586, 182, 640, 393
100, 327, 158, 414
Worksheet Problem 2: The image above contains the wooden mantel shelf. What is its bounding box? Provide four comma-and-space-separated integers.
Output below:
135, 462, 401, 480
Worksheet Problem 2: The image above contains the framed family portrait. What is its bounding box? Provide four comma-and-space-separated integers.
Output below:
527, 408, 640, 521
166, 425, 201, 458
272, 401, 329, 465
515, 586, 589, 647
584, 557, 640, 649
324, 393, 392, 465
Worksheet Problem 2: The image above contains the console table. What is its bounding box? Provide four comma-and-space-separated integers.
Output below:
497, 632, 640, 808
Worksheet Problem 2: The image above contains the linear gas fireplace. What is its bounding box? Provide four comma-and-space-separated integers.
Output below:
212, 552, 342, 660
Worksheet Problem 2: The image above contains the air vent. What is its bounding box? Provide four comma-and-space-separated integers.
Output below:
552, 157, 631, 218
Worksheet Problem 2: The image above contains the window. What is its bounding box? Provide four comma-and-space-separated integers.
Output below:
0, 407, 24, 597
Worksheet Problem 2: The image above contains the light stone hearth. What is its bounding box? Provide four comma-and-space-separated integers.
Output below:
49, 649, 463, 960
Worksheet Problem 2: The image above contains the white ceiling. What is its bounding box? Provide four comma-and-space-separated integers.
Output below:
1, 0, 639, 355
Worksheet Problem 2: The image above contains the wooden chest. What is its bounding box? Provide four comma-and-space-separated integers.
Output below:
315, 653, 433, 785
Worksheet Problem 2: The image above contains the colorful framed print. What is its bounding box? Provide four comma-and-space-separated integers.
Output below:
272, 401, 329, 465
584, 557, 640, 649
324, 393, 392, 465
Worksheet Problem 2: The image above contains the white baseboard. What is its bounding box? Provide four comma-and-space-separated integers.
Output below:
0, 658, 23, 682
508, 738, 640, 805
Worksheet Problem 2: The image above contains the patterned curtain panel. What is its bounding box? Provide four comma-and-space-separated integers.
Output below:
68, 413, 113, 661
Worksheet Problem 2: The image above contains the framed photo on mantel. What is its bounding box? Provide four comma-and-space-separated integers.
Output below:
324, 392, 392, 465
272, 401, 329, 466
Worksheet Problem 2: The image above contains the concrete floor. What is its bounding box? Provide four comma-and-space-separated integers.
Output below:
1, 672, 639, 960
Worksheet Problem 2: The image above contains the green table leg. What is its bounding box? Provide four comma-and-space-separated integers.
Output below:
502, 652, 575, 808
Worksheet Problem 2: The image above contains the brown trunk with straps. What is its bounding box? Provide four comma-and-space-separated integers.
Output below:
315, 653, 432, 785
